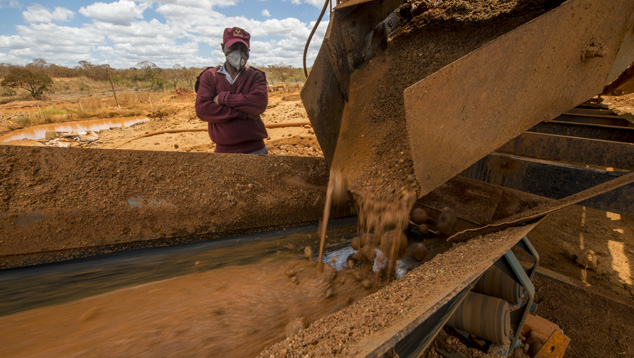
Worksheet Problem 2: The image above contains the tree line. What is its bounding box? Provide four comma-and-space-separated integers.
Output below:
0, 59, 305, 99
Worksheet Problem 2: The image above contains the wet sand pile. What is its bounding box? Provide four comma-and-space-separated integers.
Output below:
0, 260, 378, 357
260, 224, 539, 357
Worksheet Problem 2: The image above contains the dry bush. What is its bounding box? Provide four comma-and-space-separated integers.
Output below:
9, 106, 72, 127
50, 77, 111, 94
2, 87, 182, 129
286, 82, 304, 92
75, 90, 164, 119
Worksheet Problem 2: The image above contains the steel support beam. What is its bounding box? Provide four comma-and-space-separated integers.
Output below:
554, 113, 634, 127
497, 132, 634, 170
460, 153, 634, 216
528, 122, 634, 143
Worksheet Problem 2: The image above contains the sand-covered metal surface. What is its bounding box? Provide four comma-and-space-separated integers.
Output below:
259, 224, 539, 357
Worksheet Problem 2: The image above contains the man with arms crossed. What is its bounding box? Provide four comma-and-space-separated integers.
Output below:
195, 27, 269, 154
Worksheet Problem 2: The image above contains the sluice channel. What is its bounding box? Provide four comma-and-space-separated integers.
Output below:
0, 218, 356, 316
0, 216, 457, 357
0, 217, 450, 317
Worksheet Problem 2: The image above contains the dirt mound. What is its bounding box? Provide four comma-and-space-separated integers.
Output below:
0, 123, 23, 136
0, 146, 337, 268
173, 87, 194, 97
532, 275, 634, 358
282, 94, 301, 101
268, 136, 323, 157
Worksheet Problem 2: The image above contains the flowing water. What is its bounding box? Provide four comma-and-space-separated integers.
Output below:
0, 218, 358, 317
0, 217, 451, 358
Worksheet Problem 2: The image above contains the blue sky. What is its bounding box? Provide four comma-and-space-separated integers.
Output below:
0, 0, 330, 68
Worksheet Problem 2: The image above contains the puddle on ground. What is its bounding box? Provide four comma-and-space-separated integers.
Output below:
0, 116, 149, 142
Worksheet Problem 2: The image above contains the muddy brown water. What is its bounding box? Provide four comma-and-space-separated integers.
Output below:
0, 216, 451, 317
0, 116, 149, 142
0, 217, 450, 357
0, 217, 356, 316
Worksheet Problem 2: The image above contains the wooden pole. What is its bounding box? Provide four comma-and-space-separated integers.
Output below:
115, 122, 312, 148
107, 66, 120, 110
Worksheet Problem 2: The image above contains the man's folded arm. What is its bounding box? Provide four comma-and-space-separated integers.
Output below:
216, 72, 268, 116
196, 73, 248, 123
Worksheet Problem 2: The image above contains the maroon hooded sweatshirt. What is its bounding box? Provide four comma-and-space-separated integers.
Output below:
195, 65, 268, 153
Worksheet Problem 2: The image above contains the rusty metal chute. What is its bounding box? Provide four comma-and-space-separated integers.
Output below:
301, 0, 403, 165
302, 0, 634, 213
404, 0, 634, 198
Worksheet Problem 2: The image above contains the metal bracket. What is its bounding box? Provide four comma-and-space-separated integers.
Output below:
493, 236, 539, 355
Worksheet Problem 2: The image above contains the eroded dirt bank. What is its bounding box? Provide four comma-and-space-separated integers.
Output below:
0, 146, 351, 268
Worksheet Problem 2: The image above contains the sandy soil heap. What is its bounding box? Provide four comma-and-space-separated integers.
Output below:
0, 146, 344, 268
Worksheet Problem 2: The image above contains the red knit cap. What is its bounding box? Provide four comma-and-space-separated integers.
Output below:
223, 27, 250, 49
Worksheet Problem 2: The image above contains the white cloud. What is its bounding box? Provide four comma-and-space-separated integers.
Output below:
23, 5, 74, 23
256, 18, 308, 37
14, 23, 105, 48
1, 0, 330, 69
52, 8, 75, 22
303, 0, 325, 8
0, 0, 20, 9
0, 23, 105, 66
79, 0, 148, 26
92, 19, 188, 46
111, 41, 199, 65
287, 0, 324, 8
142, 0, 241, 9
0, 35, 30, 50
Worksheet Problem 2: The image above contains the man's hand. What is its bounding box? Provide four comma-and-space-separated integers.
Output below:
213, 95, 219, 105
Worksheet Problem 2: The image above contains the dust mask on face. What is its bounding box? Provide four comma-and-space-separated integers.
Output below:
226, 50, 247, 71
